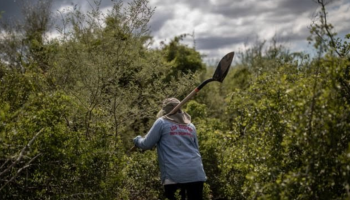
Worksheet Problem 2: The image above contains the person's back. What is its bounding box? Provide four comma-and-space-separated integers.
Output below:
133, 98, 206, 200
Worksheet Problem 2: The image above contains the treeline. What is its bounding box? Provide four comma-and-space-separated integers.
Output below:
0, 0, 349, 199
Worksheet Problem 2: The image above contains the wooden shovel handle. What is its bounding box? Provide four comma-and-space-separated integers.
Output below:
168, 88, 199, 115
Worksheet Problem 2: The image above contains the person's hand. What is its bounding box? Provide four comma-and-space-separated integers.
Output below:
129, 136, 138, 153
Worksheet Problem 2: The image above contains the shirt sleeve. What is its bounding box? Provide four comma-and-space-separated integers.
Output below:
133, 118, 163, 150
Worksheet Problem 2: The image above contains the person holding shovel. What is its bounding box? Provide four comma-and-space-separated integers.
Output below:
133, 97, 207, 200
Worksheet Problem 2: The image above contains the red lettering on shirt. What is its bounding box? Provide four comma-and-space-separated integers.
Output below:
169, 131, 193, 137
170, 125, 177, 131
178, 125, 193, 132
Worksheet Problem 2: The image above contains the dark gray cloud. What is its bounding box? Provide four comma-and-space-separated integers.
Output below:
188, 0, 319, 17
213, 2, 275, 18
149, 9, 174, 32
0, 0, 31, 20
196, 36, 241, 50
277, 0, 319, 15
0, 0, 124, 32
156, 0, 316, 19
0, 0, 116, 20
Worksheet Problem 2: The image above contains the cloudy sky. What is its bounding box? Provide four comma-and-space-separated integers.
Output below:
1, 0, 349, 62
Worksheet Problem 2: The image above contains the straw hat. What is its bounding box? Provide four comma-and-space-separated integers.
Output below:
157, 98, 191, 124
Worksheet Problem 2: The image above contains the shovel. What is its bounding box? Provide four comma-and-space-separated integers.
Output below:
167, 51, 235, 115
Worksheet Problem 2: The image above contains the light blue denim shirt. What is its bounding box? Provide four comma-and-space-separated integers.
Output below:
133, 118, 207, 184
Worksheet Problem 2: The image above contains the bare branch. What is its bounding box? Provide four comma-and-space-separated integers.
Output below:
317, 0, 343, 57
0, 128, 44, 177
0, 153, 42, 191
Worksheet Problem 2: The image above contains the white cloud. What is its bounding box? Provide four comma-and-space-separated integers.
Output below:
327, 0, 350, 34
57, 5, 74, 14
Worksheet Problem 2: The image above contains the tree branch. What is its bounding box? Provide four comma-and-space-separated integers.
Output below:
0, 128, 44, 177
317, 0, 343, 57
0, 153, 42, 191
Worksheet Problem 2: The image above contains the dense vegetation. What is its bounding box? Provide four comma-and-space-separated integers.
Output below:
0, 0, 349, 199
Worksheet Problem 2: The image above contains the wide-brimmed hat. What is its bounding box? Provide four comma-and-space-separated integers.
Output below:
157, 98, 191, 124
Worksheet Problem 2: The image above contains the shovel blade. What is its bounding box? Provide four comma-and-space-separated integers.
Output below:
213, 52, 234, 82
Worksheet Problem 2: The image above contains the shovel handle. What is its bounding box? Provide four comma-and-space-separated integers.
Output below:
168, 78, 215, 115
168, 88, 199, 115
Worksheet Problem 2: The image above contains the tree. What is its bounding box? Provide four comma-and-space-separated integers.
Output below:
160, 34, 205, 81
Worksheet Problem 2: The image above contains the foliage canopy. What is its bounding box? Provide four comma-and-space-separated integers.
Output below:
0, 0, 349, 199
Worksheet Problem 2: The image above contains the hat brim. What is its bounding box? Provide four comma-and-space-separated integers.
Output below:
157, 109, 166, 118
